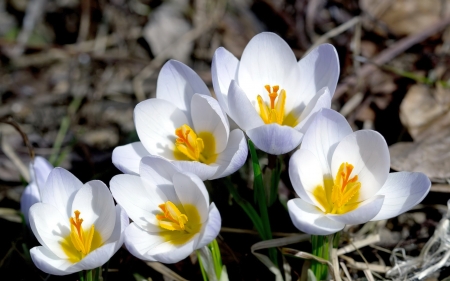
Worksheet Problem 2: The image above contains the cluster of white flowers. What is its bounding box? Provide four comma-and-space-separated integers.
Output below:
20, 32, 431, 276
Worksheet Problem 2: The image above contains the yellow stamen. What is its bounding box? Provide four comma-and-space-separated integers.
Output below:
174, 124, 217, 164
69, 211, 95, 257
312, 162, 361, 214
257, 85, 286, 125
157, 201, 191, 233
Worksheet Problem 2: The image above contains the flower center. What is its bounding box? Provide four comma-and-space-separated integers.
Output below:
312, 162, 361, 214
257, 85, 286, 125
61, 210, 102, 263
174, 124, 217, 164
156, 201, 191, 232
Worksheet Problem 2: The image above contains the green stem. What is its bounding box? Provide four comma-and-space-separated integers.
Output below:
86, 269, 93, 281
248, 140, 277, 267
197, 251, 209, 281
209, 239, 223, 279
311, 235, 329, 280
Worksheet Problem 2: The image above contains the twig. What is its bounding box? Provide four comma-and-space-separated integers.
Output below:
337, 234, 380, 255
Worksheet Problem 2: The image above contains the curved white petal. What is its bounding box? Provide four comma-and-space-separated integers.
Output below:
294, 43, 339, 109
72, 180, 116, 242
124, 223, 199, 263
140, 155, 180, 185
228, 80, 264, 131
21, 183, 40, 225
112, 142, 150, 175
104, 205, 129, 245
30, 246, 77, 276
237, 32, 300, 107
327, 195, 384, 225
197, 203, 222, 249
75, 242, 118, 271
289, 149, 324, 206
135, 99, 190, 160
30, 156, 53, 191
246, 124, 303, 155
371, 172, 431, 221
191, 94, 229, 153
172, 161, 218, 181
295, 87, 332, 134
301, 108, 352, 177
331, 130, 390, 202
210, 129, 248, 179
156, 60, 210, 116
211, 47, 239, 115
173, 172, 209, 223
287, 198, 345, 235
40, 168, 82, 219
110, 174, 163, 232
29, 203, 71, 259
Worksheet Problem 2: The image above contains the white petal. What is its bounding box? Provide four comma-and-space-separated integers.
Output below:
327, 195, 384, 225
110, 174, 163, 232
228, 80, 264, 131
112, 142, 150, 175
197, 203, 222, 249
40, 168, 82, 218
71, 180, 116, 242
191, 94, 229, 153
331, 130, 390, 202
21, 183, 40, 225
140, 155, 180, 185
294, 43, 339, 108
287, 198, 344, 235
289, 149, 324, 206
104, 205, 129, 245
173, 172, 209, 223
156, 60, 210, 116
301, 108, 353, 177
124, 223, 199, 263
371, 172, 431, 221
75, 242, 118, 271
211, 47, 239, 115
29, 203, 71, 259
134, 99, 190, 159
246, 124, 303, 155
210, 129, 248, 179
172, 161, 218, 181
30, 246, 77, 276
30, 156, 53, 191
237, 32, 300, 106
295, 87, 332, 134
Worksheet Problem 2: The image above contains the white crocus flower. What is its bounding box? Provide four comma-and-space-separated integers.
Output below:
20, 156, 53, 225
112, 60, 248, 181
29, 168, 128, 275
288, 109, 431, 235
110, 156, 221, 263
212, 32, 339, 155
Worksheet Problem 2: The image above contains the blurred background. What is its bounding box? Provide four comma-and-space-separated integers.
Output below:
1, 0, 450, 280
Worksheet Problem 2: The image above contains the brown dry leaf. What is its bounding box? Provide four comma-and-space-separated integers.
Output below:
389, 84, 450, 181
361, 0, 450, 36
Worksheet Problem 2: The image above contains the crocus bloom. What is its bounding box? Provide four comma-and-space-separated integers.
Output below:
288, 109, 431, 235
110, 156, 221, 263
112, 60, 247, 180
212, 32, 339, 155
29, 168, 128, 275
20, 156, 53, 224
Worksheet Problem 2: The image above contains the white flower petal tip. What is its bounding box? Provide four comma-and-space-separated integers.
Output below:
371, 172, 431, 221
112, 169, 221, 263
157, 60, 211, 113
112, 142, 150, 175
287, 199, 344, 235
289, 109, 428, 233
29, 172, 124, 274
212, 32, 340, 155
21, 156, 54, 225
132, 79, 245, 180
247, 124, 303, 155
